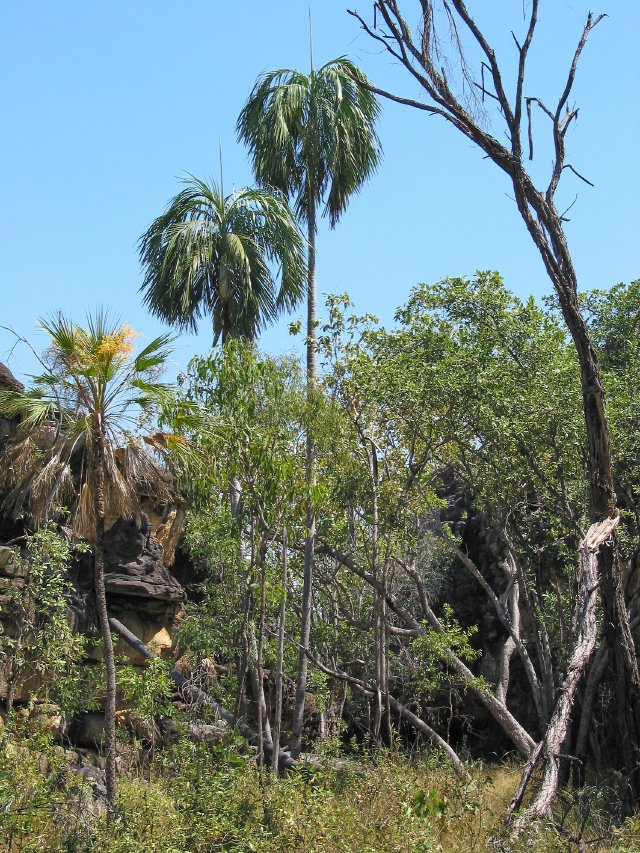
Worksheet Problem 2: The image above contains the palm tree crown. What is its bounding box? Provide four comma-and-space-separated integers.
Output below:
138, 177, 307, 343
0, 312, 178, 537
237, 58, 381, 228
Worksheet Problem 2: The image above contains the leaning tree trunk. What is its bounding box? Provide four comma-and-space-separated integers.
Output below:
92, 418, 118, 820
109, 618, 296, 772
506, 517, 618, 828
291, 197, 317, 759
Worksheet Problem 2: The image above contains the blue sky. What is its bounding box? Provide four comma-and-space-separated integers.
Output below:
1, 1, 638, 383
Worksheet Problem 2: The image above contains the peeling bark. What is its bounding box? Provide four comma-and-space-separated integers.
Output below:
506, 517, 618, 829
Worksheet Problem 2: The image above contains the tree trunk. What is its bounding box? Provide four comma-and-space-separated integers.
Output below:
255, 548, 270, 768
350, 4, 640, 812
271, 534, 288, 771
321, 540, 536, 756
92, 420, 117, 820
291, 198, 317, 759
109, 617, 296, 772
370, 446, 384, 741
229, 476, 271, 743
506, 517, 618, 829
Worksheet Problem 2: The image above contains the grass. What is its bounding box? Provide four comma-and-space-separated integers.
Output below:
0, 727, 638, 852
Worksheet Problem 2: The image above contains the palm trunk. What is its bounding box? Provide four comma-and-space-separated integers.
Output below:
291, 198, 317, 759
92, 420, 117, 820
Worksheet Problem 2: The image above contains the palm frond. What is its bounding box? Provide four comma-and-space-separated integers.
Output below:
0, 390, 56, 426
139, 176, 305, 342
237, 58, 382, 229
1, 310, 182, 538
133, 333, 176, 373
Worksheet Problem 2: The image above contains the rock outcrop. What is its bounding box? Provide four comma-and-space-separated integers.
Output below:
0, 362, 189, 701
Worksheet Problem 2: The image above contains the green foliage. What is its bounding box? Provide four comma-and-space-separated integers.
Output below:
116, 657, 175, 723
409, 605, 481, 695
0, 724, 86, 850
585, 280, 640, 554
0, 525, 91, 718
164, 341, 309, 702
0, 735, 627, 852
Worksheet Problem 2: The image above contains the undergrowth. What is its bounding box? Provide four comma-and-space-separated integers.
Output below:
0, 725, 638, 852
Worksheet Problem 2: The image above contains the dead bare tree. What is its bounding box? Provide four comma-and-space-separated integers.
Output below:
348, 0, 640, 823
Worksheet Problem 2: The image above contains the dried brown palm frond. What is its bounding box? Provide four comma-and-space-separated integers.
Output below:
0, 315, 183, 541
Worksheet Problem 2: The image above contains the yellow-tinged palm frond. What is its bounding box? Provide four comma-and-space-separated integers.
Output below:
0, 310, 187, 539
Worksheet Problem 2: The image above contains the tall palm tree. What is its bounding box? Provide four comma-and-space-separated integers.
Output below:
0, 313, 180, 819
138, 176, 307, 345
139, 177, 306, 747
237, 57, 381, 757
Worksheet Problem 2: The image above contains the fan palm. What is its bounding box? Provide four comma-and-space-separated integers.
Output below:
138, 177, 307, 344
0, 313, 186, 818
237, 57, 381, 757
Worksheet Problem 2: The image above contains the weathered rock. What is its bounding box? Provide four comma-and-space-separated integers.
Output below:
153, 505, 187, 568
73, 764, 106, 786
31, 703, 66, 739
187, 721, 228, 743
0, 363, 24, 393
103, 516, 185, 603
0, 663, 51, 704
0, 546, 15, 570
0, 575, 23, 592
69, 712, 106, 747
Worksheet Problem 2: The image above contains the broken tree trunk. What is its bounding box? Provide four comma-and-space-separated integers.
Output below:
505, 517, 618, 829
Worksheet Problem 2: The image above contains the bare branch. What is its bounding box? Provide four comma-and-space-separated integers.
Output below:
563, 164, 594, 188
513, 0, 538, 155
526, 98, 534, 160
559, 194, 578, 222
348, 71, 449, 117
555, 13, 607, 124
548, 12, 606, 200
447, 0, 515, 131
